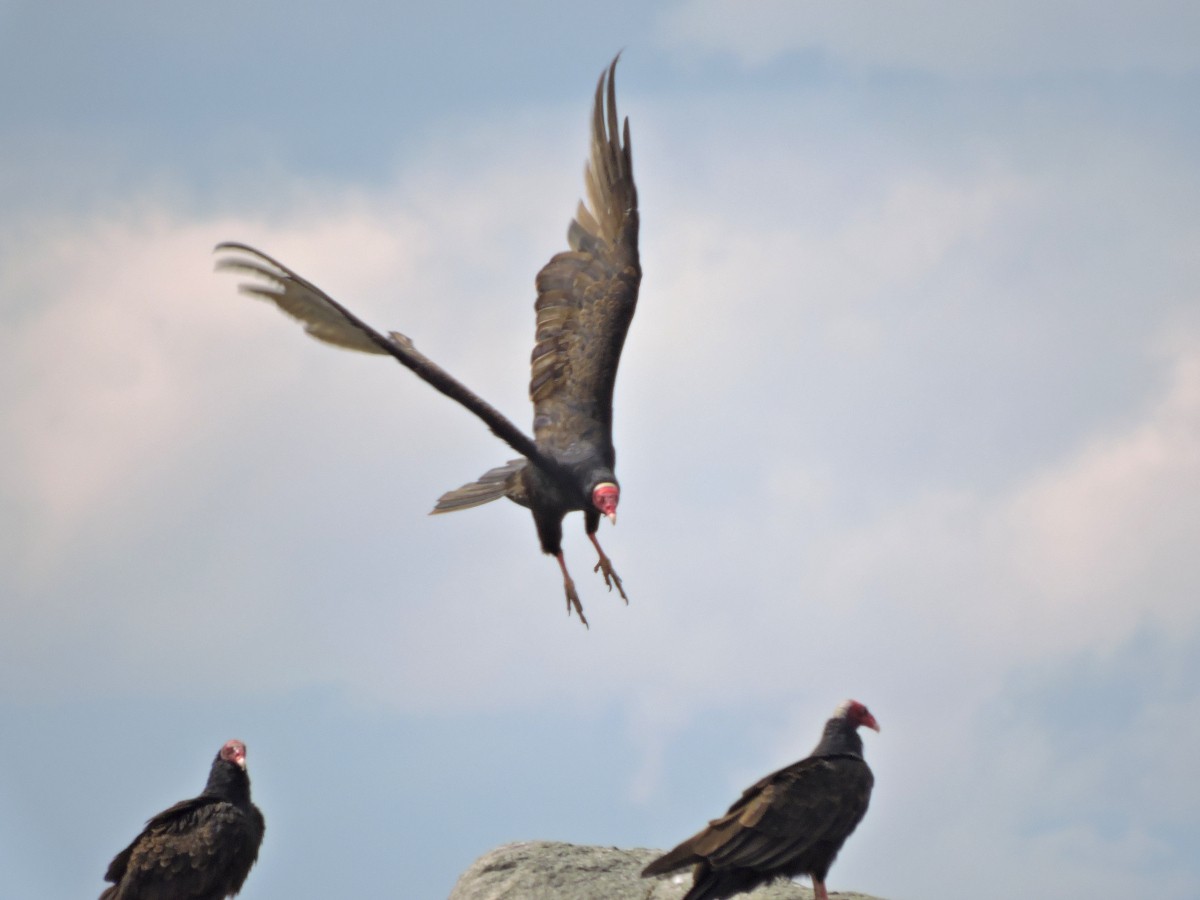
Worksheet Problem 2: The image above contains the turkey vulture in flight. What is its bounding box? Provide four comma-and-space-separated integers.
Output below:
215, 56, 639, 627
642, 700, 879, 900
99, 739, 265, 900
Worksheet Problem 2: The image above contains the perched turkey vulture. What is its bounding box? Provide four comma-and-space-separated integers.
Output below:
99, 739, 265, 900
214, 56, 639, 627
642, 700, 879, 900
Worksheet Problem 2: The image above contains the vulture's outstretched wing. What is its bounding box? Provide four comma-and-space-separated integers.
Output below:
214, 242, 564, 481
530, 56, 640, 449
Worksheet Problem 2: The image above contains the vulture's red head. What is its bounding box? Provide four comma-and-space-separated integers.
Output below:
592, 482, 619, 524
220, 739, 248, 770
837, 699, 880, 733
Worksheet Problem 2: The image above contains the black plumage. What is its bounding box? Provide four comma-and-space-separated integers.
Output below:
642, 700, 879, 900
99, 739, 264, 900
214, 56, 640, 626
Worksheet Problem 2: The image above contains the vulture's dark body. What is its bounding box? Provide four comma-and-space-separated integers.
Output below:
100, 750, 264, 900
644, 711, 875, 900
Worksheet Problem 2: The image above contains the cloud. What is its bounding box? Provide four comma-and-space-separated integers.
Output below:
659, 0, 1200, 76
0, 210, 405, 575
819, 332, 1199, 658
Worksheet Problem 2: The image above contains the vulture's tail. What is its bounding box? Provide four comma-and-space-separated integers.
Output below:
431, 460, 527, 514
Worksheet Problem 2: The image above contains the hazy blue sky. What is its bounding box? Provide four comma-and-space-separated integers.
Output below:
2, 2, 1198, 898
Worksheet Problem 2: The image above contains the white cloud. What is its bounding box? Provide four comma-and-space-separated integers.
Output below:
1006, 340, 1200, 635
659, 0, 1200, 76
812, 333, 1200, 662
0, 210, 410, 577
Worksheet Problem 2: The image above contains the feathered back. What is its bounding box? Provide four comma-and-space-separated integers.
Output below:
643, 756, 872, 873
529, 55, 640, 453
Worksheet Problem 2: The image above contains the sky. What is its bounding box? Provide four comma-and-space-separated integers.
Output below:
2, 2, 1198, 898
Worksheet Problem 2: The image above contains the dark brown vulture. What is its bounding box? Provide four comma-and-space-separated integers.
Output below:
214, 56, 639, 627
99, 739, 265, 900
642, 700, 879, 900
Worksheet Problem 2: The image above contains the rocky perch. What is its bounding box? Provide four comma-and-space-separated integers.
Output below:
449, 841, 883, 900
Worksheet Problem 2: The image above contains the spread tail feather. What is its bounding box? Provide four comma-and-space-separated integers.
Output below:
431, 460, 527, 514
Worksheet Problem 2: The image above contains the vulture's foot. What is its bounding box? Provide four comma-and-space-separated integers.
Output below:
556, 552, 589, 628
593, 555, 627, 603
564, 581, 589, 628
588, 533, 628, 603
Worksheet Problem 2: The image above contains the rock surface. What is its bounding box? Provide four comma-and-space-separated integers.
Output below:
448, 840, 884, 900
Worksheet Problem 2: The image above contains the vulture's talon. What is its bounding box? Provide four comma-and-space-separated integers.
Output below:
563, 579, 589, 628
593, 557, 628, 603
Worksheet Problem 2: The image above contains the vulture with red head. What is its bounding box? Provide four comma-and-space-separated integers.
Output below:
99, 739, 265, 900
215, 56, 639, 626
642, 700, 879, 900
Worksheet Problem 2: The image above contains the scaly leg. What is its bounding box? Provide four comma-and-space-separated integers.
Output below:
556, 552, 588, 628
588, 533, 628, 603
813, 880, 828, 900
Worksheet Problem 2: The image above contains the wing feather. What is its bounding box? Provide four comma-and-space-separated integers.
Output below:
529, 55, 640, 448
103, 796, 264, 898
643, 756, 873, 879
214, 242, 573, 486
214, 243, 390, 354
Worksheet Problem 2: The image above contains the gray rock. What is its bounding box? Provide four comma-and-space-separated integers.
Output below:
448, 840, 883, 900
